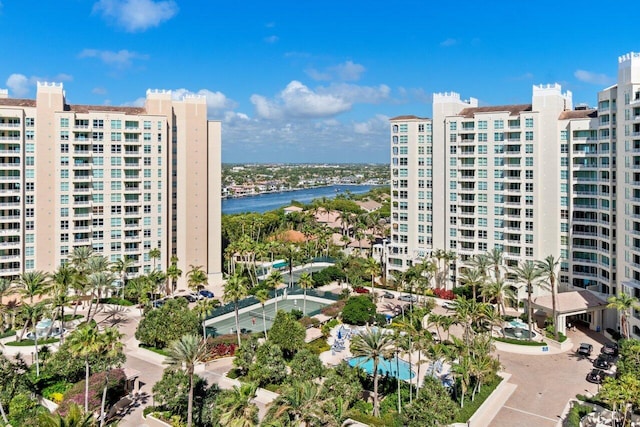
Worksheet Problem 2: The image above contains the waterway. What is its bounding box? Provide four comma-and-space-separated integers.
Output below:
222, 184, 376, 214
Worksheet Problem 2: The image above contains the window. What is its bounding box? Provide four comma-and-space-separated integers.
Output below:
60, 118, 69, 128
449, 122, 457, 131
494, 132, 504, 142
93, 119, 104, 128
525, 144, 533, 153
525, 118, 534, 128
494, 120, 504, 129
525, 131, 534, 141
111, 120, 122, 129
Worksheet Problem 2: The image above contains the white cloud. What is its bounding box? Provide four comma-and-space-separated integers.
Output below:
440, 38, 457, 47
6, 74, 29, 97
333, 61, 365, 81
306, 60, 366, 82
79, 49, 149, 68
251, 81, 351, 120
93, 0, 178, 32
92, 87, 108, 95
353, 114, 389, 135
319, 83, 390, 104
170, 88, 237, 112
574, 69, 614, 86
5, 73, 73, 97
264, 35, 279, 44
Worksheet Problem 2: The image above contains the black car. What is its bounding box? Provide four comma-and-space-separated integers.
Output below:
601, 343, 619, 357
381, 292, 394, 299
175, 294, 197, 303
199, 290, 215, 298
577, 343, 593, 356
594, 355, 613, 370
586, 369, 608, 384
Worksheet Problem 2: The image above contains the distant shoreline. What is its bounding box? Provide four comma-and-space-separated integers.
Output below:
222, 182, 384, 199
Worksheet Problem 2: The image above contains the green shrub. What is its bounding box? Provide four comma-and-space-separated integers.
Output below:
342, 295, 377, 326
99, 297, 134, 306
6, 337, 59, 346
299, 316, 320, 329
143, 406, 157, 417
321, 300, 346, 318
0, 329, 16, 339
306, 337, 330, 355
139, 344, 170, 356
42, 381, 73, 401
565, 403, 593, 427
494, 337, 548, 346
453, 377, 502, 423
321, 318, 340, 337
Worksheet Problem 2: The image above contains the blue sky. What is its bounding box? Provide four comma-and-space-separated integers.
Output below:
1, 0, 637, 163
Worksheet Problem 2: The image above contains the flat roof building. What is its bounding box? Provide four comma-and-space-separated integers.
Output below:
0, 83, 222, 287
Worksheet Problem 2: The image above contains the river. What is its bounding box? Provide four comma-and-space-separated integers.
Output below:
222, 185, 376, 214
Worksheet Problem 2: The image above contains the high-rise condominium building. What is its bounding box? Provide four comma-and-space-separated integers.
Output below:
0, 82, 222, 287
389, 52, 640, 335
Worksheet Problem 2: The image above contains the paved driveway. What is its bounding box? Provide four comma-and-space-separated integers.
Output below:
488, 326, 612, 426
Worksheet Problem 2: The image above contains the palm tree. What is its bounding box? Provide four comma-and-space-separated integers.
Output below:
481, 278, 515, 317
68, 322, 102, 412
255, 289, 270, 339
350, 327, 394, 417
21, 302, 46, 376
194, 298, 215, 339
459, 267, 484, 301
149, 247, 161, 271
536, 255, 561, 340
487, 248, 504, 281
218, 382, 259, 427
38, 403, 95, 427
443, 250, 457, 289
265, 270, 283, 291
111, 257, 133, 298
468, 254, 491, 301
49, 265, 75, 343
15, 270, 49, 303
98, 327, 124, 427
266, 381, 322, 426
223, 273, 249, 346
607, 293, 640, 339
86, 271, 114, 321
166, 255, 183, 294
363, 257, 381, 299
164, 334, 208, 427
512, 260, 543, 340
186, 265, 208, 292
298, 272, 314, 316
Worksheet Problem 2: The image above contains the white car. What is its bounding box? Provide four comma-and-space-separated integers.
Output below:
442, 300, 457, 310
174, 290, 204, 301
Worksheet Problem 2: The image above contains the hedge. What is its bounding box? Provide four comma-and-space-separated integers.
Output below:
5, 337, 59, 346
494, 337, 548, 346
453, 376, 502, 423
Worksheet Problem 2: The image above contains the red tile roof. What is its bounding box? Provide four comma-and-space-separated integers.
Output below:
558, 109, 597, 120
457, 104, 532, 118
390, 115, 430, 121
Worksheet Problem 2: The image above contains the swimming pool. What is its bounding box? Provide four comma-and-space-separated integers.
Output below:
347, 355, 415, 380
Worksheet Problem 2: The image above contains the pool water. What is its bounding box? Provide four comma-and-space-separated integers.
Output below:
347, 356, 415, 380
502, 326, 537, 339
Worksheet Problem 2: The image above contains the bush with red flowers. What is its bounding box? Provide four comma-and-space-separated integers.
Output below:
56, 368, 126, 416
433, 288, 455, 300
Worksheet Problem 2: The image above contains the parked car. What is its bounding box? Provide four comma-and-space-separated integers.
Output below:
577, 343, 593, 356
594, 355, 613, 370
152, 299, 167, 308
174, 290, 203, 301
199, 289, 215, 298
398, 295, 418, 303
442, 300, 457, 310
175, 294, 197, 303
586, 368, 609, 384
353, 287, 370, 294
381, 292, 394, 299
601, 343, 619, 357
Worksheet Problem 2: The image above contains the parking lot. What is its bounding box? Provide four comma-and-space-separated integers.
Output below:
489, 326, 613, 426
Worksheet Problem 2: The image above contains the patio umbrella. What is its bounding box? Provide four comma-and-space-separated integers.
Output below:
337, 330, 342, 340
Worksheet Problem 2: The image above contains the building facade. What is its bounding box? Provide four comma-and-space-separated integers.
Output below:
389, 52, 640, 336
0, 83, 222, 287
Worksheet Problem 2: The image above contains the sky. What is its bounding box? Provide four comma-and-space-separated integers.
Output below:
0, 0, 637, 163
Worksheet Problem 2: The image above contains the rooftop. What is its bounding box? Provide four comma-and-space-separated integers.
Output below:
457, 104, 532, 118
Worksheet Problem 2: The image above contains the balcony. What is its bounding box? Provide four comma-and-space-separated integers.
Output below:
0, 229, 20, 235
